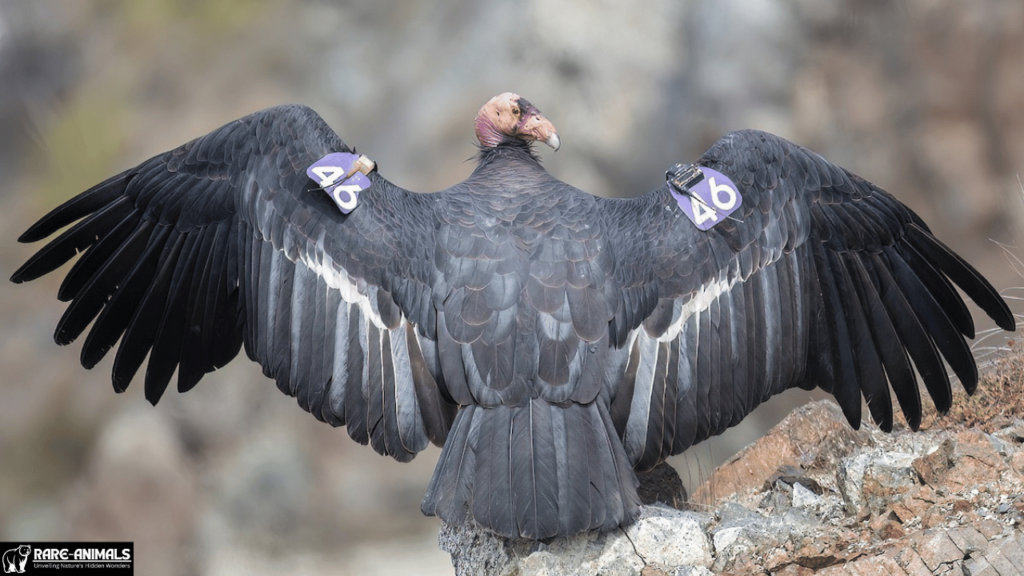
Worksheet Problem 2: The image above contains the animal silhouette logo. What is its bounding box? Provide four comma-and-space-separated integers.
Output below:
1, 545, 30, 574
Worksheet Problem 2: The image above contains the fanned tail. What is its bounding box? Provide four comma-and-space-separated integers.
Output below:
421, 398, 640, 539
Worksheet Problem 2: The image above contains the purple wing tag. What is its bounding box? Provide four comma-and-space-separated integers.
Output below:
669, 167, 743, 231
306, 152, 372, 214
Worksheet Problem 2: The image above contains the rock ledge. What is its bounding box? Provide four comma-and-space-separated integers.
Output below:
441, 400, 1024, 575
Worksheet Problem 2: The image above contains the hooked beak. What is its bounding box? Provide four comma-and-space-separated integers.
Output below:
543, 132, 561, 151
520, 112, 560, 151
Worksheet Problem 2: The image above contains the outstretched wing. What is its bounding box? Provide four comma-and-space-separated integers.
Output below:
11, 104, 455, 461
604, 129, 1015, 471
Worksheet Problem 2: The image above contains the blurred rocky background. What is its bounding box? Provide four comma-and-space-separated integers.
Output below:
0, 1, 1021, 575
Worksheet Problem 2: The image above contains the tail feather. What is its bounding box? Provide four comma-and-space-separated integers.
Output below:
421, 402, 478, 528
509, 399, 559, 537
422, 399, 640, 539
471, 402, 515, 537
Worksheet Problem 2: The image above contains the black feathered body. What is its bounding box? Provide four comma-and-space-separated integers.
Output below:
12, 105, 1014, 540
424, 147, 644, 537
432, 147, 616, 406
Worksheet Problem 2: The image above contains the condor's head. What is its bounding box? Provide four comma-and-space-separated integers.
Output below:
474, 92, 560, 151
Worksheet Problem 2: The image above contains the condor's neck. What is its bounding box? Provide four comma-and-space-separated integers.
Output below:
453, 143, 566, 210
471, 141, 548, 181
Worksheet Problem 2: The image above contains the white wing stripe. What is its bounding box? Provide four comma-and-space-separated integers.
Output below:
658, 246, 790, 344
258, 227, 388, 330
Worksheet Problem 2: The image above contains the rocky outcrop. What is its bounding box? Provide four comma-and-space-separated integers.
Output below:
441, 504, 713, 576
441, 400, 1024, 574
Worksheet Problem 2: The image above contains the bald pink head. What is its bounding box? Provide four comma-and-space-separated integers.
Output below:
474, 93, 560, 151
